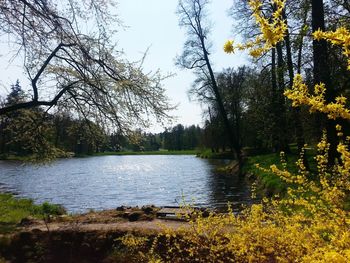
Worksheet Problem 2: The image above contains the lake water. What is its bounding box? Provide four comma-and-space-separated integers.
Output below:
0, 155, 252, 213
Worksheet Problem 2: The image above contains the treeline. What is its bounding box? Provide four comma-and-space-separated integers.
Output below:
0, 82, 204, 158
200, 66, 318, 154
109, 124, 202, 152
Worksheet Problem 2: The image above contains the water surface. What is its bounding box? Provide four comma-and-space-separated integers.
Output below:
0, 155, 252, 213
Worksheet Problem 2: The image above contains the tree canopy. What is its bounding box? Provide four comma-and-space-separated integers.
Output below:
0, 0, 173, 133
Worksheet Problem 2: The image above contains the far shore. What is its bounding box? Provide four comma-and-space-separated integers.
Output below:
79, 149, 199, 157
0, 150, 200, 161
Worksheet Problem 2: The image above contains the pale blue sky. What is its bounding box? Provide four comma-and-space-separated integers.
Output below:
0, 0, 247, 132
116, 0, 247, 131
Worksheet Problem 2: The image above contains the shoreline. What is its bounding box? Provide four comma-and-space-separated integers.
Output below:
0, 150, 200, 161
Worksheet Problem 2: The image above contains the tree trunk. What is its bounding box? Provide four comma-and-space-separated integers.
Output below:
283, 10, 308, 167
271, 47, 280, 153
312, 0, 338, 165
276, 42, 290, 153
200, 38, 243, 169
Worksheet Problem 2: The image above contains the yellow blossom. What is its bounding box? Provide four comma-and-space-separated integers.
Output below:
312, 27, 350, 70
224, 0, 287, 58
223, 40, 234, 53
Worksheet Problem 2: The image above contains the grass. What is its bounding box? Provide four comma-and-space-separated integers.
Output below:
242, 145, 317, 197
243, 153, 288, 196
0, 193, 66, 234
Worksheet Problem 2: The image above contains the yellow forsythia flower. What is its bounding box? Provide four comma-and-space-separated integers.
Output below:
223, 40, 234, 53
224, 0, 287, 57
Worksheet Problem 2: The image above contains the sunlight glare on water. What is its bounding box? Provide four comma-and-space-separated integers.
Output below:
0, 156, 252, 213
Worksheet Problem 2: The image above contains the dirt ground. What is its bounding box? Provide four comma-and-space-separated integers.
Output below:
24, 208, 189, 234
0, 207, 192, 262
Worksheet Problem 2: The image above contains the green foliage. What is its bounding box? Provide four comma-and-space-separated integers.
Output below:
0, 193, 65, 234
0, 194, 36, 227
243, 147, 317, 196
197, 149, 235, 159
161, 124, 202, 151
35, 202, 66, 216
0, 85, 203, 159
243, 153, 287, 195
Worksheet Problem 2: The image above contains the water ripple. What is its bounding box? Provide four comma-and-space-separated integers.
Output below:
0, 156, 252, 213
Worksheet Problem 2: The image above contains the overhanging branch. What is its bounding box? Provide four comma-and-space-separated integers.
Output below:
0, 80, 80, 115
31, 42, 75, 101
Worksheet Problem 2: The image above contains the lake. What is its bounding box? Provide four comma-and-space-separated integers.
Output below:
0, 155, 252, 213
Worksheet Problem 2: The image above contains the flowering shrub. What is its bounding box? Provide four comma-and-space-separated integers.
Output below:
119, 120, 350, 262
224, 0, 287, 58
284, 74, 350, 120
313, 27, 350, 70
120, 195, 350, 262
119, 0, 350, 261
130, 125, 350, 261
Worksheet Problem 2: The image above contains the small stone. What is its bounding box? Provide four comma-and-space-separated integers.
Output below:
56, 215, 69, 222
128, 211, 143, 222
116, 206, 125, 211
202, 210, 210, 218
142, 206, 154, 214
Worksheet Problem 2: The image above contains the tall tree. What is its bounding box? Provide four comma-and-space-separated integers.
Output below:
176, 0, 242, 167
231, 0, 304, 154
216, 67, 248, 154
277, 4, 310, 167
312, 0, 338, 164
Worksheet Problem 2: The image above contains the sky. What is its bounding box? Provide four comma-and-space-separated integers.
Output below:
112, 0, 247, 131
0, 0, 247, 133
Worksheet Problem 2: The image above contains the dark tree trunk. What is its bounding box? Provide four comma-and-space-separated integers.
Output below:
312, 0, 338, 165
201, 38, 243, 169
276, 42, 290, 153
271, 47, 280, 153
296, 34, 304, 75
208, 106, 215, 153
282, 10, 308, 167
176, 0, 243, 171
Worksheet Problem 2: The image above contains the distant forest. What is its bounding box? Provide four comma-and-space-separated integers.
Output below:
0, 81, 204, 156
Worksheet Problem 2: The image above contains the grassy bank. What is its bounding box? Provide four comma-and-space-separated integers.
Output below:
0, 193, 65, 234
243, 153, 288, 196
242, 147, 317, 196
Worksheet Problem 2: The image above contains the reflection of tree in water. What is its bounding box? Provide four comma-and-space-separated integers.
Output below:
205, 160, 254, 212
